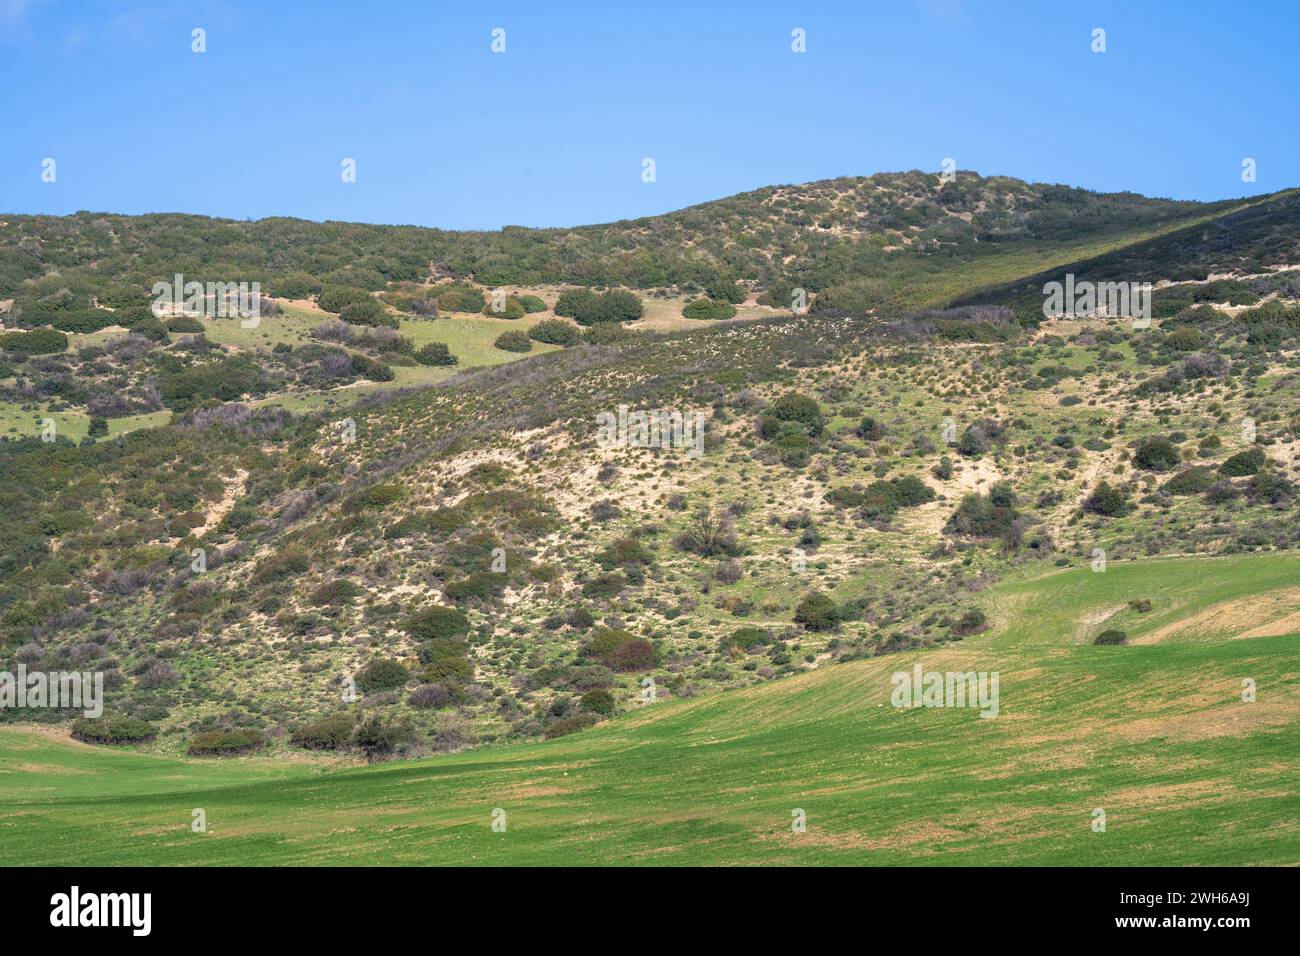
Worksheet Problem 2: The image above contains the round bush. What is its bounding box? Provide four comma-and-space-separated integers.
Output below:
494, 330, 532, 353
682, 297, 737, 321
528, 319, 581, 345
354, 658, 411, 693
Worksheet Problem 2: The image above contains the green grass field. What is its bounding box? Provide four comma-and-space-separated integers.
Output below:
2, 553, 1296, 866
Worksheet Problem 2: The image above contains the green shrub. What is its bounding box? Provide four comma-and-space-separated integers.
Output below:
70, 716, 158, 745
444, 571, 507, 602
291, 715, 355, 750
344, 483, 406, 512
517, 294, 548, 313
414, 342, 456, 366
354, 658, 410, 693
951, 609, 989, 636
402, 605, 470, 640
1094, 630, 1128, 645
1083, 482, 1131, 516
579, 689, 616, 716
682, 297, 737, 321
528, 318, 581, 345
1163, 467, 1215, 495
768, 393, 824, 436
725, 626, 771, 651
0, 328, 68, 355
1133, 437, 1181, 472
494, 330, 532, 352
309, 579, 363, 606
482, 296, 526, 320
317, 286, 372, 314
794, 592, 840, 631
544, 713, 600, 738
253, 549, 312, 583
1220, 447, 1266, 477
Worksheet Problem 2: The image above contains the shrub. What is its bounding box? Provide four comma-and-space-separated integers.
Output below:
291, 715, 355, 750
402, 605, 470, 640
604, 639, 654, 671
317, 286, 372, 314
1133, 437, 1181, 472
444, 571, 507, 602
682, 297, 737, 321
1094, 630, 1128, 645
482, 296, 526, 319
545, 713, 600, 739
414, 342, 457, 366
1083, 482, 1131, 517
0, 328, 68, 355
768, 393, 824, 436
352, 716, 413, 758
309, 579, 363, 606
344, 483, 405, 512
725, 626, 771, 651
580, 689, 616, 716
70, 716, 158, 745
558, 288, 644, 325
1163, 467, 1215, 495
494, 330, 532, 352
794, 592, 840, 631
554, 287, 597, 318
354, 658, 410, 693
409, 683, 457, 710
517, 294, 548, 313
582, 571, 627, 598
857, 416, 887, 441
187, 728, 265, 756
951, 609, 989, 636
673, 508, 740, 557
253, 549, 312, 582
947, 483, 1022, 537
167, 314, 206, 333
1220, 447, 1267, 477
528, 318, 580, 345
582, 322, 633, 345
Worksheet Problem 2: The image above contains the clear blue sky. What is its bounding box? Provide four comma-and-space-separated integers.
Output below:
2, 0, 1296, 229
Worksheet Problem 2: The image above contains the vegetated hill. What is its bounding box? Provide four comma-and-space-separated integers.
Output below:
2, 248, 1298, 759
2, 170, 1299, 761
0, 171, 1269, 313
2, 553, 1297, 865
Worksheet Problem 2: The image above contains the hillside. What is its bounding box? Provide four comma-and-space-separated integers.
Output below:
1, 170, 1299, 789
3, 554, 1297, 865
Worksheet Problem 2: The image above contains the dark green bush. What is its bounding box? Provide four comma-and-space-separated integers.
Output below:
354, 658, 410, 693
70, 716, 158, 745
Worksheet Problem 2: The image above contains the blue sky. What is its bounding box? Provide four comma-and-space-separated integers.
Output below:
2, 0, 1296, 229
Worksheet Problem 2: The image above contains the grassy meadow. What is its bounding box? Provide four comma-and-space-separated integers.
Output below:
3, 554, 1295, 866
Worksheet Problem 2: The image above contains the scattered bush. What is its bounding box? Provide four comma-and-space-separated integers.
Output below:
187, 728, 265, 756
